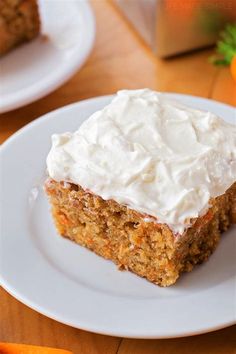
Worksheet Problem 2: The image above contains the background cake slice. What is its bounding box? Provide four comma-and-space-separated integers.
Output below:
0, 0, 40, 56
45, 89, 236, 286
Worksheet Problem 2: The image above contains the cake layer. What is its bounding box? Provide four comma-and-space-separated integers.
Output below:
47, 89, 236, 234
45, 179, 236, 287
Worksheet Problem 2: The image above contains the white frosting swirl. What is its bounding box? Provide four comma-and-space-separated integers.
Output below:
47, 89, 236, 234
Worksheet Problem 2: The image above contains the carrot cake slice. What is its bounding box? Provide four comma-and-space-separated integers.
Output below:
0, 0, 40, 56
45, 89, 236, 286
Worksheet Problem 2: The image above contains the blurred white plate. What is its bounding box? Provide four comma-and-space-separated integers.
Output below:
0, 94, 235, 338
0, 0, 95, 113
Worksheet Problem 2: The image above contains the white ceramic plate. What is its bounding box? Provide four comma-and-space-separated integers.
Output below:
0, 94, 235, 338
0, 0, 95, 113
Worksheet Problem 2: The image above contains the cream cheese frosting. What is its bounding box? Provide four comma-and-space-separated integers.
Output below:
46, 89, 236, 234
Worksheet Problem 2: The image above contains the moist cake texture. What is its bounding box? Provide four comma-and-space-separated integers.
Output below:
0, 0, 40, 56
45, 89, 236, 286
45, 179, 236, 286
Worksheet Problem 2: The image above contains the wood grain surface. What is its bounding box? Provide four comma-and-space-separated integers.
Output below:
0, 1, 235, 353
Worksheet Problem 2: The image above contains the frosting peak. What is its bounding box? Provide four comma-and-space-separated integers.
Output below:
47, 89, 236, 234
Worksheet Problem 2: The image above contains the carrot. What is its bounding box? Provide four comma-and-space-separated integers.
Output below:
165, 0, 199, 17
203, 210, 213, 222
211, 23, 236, 82
0, 343, 73, 354
58, 212, 70, 226
230, 55, 236, 82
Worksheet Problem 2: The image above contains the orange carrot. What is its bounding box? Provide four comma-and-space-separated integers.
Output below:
0, 343, 73, 354
58, 212, 70, 226
211, 23, 236, 81
165, 0, 199, 17
203, 210, 213, 222
230, 55, 236, 82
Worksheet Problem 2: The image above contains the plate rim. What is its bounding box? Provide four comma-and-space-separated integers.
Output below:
0, 93, 236, 339
1, 280, 235, 339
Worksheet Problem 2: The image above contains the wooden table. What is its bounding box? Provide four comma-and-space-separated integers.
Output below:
0, 1, 235, 352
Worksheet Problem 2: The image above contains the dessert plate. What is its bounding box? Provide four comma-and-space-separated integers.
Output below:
0, 94, 235, 338
0, 0, 95, 113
